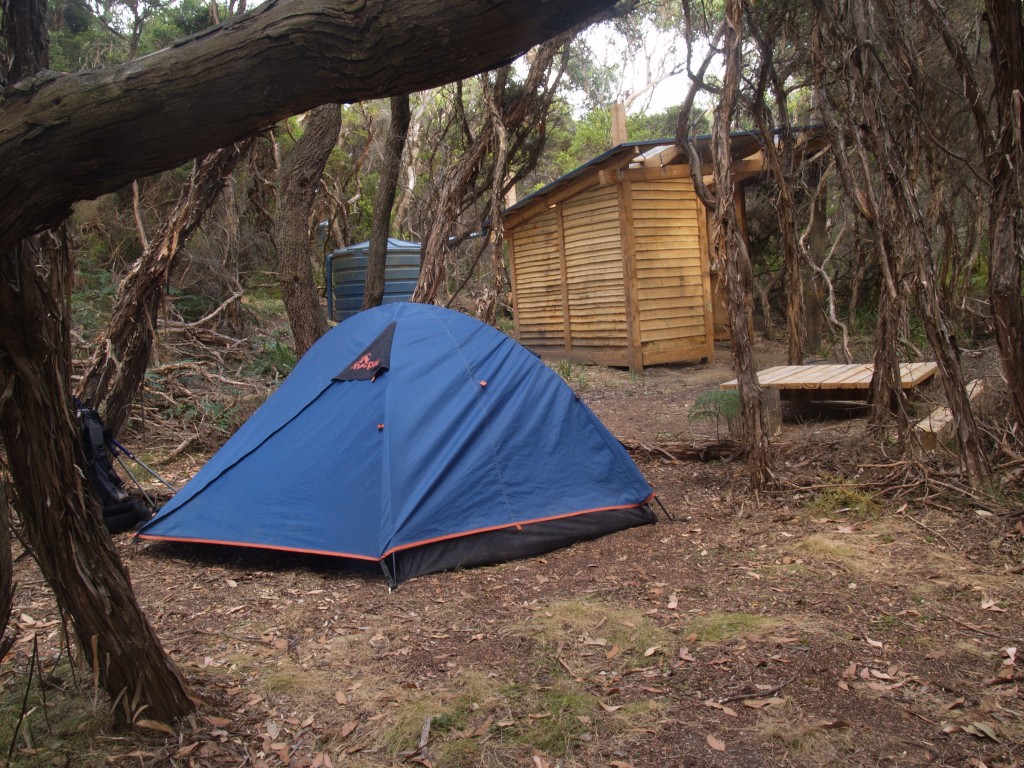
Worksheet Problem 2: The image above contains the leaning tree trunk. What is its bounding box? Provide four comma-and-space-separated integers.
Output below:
985, 0, 1024, 430
274, 104, 339, 355
482, 70, 511, 324
78, 140, 254, 436
1, 0, 618, 253
412, 133, 491, 305
0, 236, 192, 723
712, 0, 771, 489
363, 94, 412, 310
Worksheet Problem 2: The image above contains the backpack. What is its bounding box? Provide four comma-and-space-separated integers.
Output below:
77, 407, 151, 533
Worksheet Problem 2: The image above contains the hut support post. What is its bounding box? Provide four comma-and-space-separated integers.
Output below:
555, 203, 573, 358
616, 180, 643, 374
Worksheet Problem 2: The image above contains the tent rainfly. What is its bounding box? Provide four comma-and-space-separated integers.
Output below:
138, 303, 656, 585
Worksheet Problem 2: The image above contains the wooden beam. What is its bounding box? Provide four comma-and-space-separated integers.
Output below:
700, 152, 768, 178
600, 164, 691, 185
642, 145, 684, 167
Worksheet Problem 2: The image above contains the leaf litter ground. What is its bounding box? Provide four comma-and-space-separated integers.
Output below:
3, 341, 1023, 768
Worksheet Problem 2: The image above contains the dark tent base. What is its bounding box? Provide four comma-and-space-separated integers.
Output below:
381, 504, 657, 587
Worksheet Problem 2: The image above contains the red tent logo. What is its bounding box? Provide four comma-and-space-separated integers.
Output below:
334, 322, 397, 381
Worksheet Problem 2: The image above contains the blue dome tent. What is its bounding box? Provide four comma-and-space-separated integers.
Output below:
138, 303, 656, 585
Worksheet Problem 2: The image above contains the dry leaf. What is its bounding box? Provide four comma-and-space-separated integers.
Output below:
599, 701, 623, 713
532, 755, 551, 768
706, 733, 726, 751
608, 762, 634, 768
335, 691, 348, 705
813, 720, 851, 730
704, 700, 738, 717
864, 636, 884, 648
174, 743, 200, 758
667, 594, 679, 610
205, 716, 232, 728
136, 719, 175, 735
606, 645, 620, 660
963, 722, 999, 742
678, 647, 695, 662
340, 720, 358, 739
837, 681, 849, 691
470, 716, 493, 737
742, 697, 784, 709
643, 646, 662, 657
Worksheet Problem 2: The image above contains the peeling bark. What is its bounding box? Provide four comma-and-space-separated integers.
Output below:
363, 95, 412, 310
0, 235, 192, 722
275, 104, 338, 356
78, 141, 254, 435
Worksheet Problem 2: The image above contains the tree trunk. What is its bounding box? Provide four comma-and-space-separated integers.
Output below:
985, 0, 1024, 429
804, 164, 827, 354
0, 0, 48, 83
0, 478, 14, 661
363, 94, 411, 310
483, 71, 511, 324
275, 104, 338, 356
0, 236, 192, 723
712, 0, 771, 489
0, 0, 617, 252
814, 0, 991, 484
78, 141, 253, 436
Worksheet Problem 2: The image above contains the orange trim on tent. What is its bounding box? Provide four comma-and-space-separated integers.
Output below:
380, 494, 657, 559
134, 534, 380, 562
137, 493, 656, 564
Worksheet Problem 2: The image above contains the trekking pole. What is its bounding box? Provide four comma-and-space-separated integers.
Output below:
112, 452, 159, 510
110, 439, 178, 493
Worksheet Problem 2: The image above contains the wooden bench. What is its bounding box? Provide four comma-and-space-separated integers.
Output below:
915, 379, 985, 451
720, 362, 939, 402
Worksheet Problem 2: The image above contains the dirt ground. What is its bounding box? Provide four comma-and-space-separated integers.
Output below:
2, 341, 1023, 768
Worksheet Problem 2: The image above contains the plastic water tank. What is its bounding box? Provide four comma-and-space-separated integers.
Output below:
325, 238, 421, 321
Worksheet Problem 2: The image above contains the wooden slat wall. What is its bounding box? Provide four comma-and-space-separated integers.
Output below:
561, 185, 628, 354
508, 208, 566, 351
631, 177, 710, 364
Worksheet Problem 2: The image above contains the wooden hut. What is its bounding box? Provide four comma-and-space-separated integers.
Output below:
503, 135, 765, 372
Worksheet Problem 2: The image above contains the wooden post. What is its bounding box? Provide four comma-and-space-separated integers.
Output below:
555, 203, 572, 358
616, 180, 643, 374
733, 182, 755, 339
611, 102, 628, 147
507, 236, 521, 340
695, 190, 715, 362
